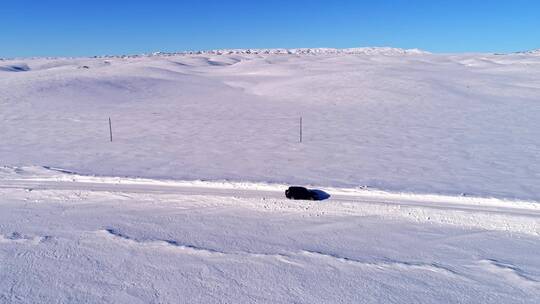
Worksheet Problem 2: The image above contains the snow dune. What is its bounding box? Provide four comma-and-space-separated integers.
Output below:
0, 63, 30, 72
1, 48, 539, 200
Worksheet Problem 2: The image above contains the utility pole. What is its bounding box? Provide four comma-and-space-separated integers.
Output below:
299, 116, 303, 143
109, 117, 113, 142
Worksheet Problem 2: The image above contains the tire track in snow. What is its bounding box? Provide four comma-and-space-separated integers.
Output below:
299, 250, 465, 278
97, 228, 467, 278
0, 232, 51, 245
101, 228, 225, 257
98, 228, 302, 266
477, 259, 540, 289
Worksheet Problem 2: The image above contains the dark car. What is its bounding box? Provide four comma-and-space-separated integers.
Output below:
285, 186, 319, 200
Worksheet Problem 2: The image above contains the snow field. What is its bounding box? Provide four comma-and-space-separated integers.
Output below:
0, 177, 539, 303
1, 49, 540, 200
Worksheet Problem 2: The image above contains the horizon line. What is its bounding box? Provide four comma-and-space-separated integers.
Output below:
1, 46, 539, 61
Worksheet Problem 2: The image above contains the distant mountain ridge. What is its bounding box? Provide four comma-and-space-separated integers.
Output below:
3, 47, 426, 61
5, 47, 540, 61
518, 49, 540, 55
148, 47, 428, 57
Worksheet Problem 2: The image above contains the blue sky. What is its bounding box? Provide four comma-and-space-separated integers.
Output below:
1, 0, 539, 57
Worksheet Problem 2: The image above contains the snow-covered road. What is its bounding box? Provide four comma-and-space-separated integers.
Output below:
1, 166, 540, 236
1, 167, 539, 303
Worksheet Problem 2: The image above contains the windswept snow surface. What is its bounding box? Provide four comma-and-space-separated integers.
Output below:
1, 49, 540, 302
1, 48, 540, 200
0, 167, 539, 303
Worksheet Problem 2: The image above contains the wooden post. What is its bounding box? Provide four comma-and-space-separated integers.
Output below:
109, 117, 113, 142
299, 116, 302, 143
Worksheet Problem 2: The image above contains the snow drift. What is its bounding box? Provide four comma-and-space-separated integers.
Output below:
1, 49, 539, 201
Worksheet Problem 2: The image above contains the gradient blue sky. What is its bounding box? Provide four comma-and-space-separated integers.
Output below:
1, 0, 539, 57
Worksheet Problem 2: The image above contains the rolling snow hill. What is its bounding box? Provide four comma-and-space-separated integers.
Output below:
1, 48, 539, 200
1, 48, 540, 303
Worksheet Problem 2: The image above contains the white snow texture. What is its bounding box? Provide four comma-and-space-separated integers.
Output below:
1, 48, 540, 303
1, 47, 539, 200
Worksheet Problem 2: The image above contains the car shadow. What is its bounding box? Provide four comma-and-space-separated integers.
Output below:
310, 189, 331, 201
